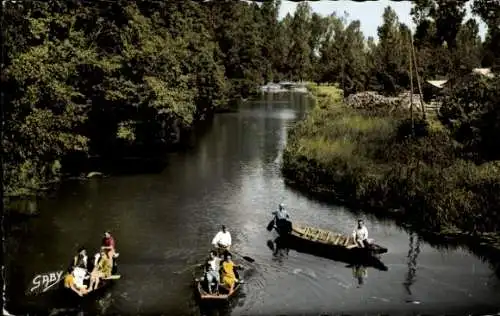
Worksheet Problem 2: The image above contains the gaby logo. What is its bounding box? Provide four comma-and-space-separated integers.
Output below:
29, 271, 64, 293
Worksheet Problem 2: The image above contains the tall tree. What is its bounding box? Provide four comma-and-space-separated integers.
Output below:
287, 2, 313, 81
372, 6, 410, 94
411, 0, 467, 49
472, 0, 500, 68
453, 19, 482, 75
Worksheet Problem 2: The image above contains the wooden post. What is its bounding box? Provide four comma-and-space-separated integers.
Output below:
409, 33, 415, 137
411, 33, 426, 120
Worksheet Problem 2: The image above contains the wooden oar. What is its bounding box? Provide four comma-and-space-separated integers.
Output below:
173, 263, 203, 274
229, 250, 255, 263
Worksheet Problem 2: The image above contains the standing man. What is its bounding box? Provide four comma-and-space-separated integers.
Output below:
211, 225, 232, 256
272, 203, 291, 234
352, 219, 369, 248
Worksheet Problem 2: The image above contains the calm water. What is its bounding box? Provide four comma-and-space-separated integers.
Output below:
5, 92, 500, 316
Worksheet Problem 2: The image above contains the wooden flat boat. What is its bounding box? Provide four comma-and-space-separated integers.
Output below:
194, 260, 244, 302
195, 278, 242, 301
275, 221, 388, 257
63, 273, 120, 299
63, 254, 121, 299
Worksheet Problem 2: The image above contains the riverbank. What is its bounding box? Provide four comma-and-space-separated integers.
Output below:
282, 84, 500, 253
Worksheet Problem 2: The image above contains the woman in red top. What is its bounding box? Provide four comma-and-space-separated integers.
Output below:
101, 231, 119, 258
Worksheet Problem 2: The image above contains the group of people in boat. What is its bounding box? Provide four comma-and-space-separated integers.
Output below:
200, 225, 242, 295
271, 203, 372, 248
63, 231, 119, 296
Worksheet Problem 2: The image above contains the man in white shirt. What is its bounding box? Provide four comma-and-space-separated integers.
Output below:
352, 219, 369, 248
212, 225, 232, 254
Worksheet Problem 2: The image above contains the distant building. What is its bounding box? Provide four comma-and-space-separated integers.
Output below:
423, 68, 495, 101
472, 67, 495, 78
422, 80, 448, 102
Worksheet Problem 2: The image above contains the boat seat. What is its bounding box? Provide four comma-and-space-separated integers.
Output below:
334, 235, 341, 245
344, 237, 350, 246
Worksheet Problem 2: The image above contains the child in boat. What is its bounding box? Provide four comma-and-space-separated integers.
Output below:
204, 250, 221, 294
64, 267, 89, 296
220, 253, 241, 295
89, 248, 113, 291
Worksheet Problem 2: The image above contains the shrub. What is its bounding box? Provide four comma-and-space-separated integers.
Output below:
283, 84, 500, 237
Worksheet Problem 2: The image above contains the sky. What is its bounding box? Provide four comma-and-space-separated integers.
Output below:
278, 0, 487, 41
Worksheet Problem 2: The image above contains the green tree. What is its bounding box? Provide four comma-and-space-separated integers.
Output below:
472, 0, 500, 68
372, 7, 410, 94
287, 2, 313, 81
453, 19, 482, 75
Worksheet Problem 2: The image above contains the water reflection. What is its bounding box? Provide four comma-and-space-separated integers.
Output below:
266, 239, 289, 265
349, 264, 368, 287
404, 232, 422, 298
196, 287, 245, 316
265, 236, 388, 291
267, 236, 388, 271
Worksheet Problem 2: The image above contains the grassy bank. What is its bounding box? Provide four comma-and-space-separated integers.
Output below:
282, 84, 500, 250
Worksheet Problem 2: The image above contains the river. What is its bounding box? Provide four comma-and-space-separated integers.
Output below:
5, 92, 500, 316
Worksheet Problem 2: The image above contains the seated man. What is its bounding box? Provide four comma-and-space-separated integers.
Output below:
204, 250, 221, 294
211, 225, 231, 256
64, 267, 89, 297
352, 219, 370, 248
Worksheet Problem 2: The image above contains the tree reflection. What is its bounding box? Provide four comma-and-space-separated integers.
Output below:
403, 232, 421, 297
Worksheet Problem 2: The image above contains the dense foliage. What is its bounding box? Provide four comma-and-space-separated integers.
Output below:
283, 84, 500, 239
2, 0, 499, 197
439, 74, 500, 162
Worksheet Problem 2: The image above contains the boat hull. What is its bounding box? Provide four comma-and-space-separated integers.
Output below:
61, 257, 120, 302
194, 263, 243, 303
61, 274, 119, 302
195, 279, 242, 302
274, 221, 388, 258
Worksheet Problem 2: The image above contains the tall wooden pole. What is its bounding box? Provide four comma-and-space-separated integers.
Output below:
410, 33, 426, 120
409, 34, 414, 137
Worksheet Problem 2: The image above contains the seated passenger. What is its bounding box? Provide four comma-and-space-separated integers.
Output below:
89, 249, 113, 291
71, 247, 88, 271
102, 231, 119, 258
64, 267, 89, 297
220, 253, 241, 295
352, 219, 370, 248
204, 250, 221, 294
